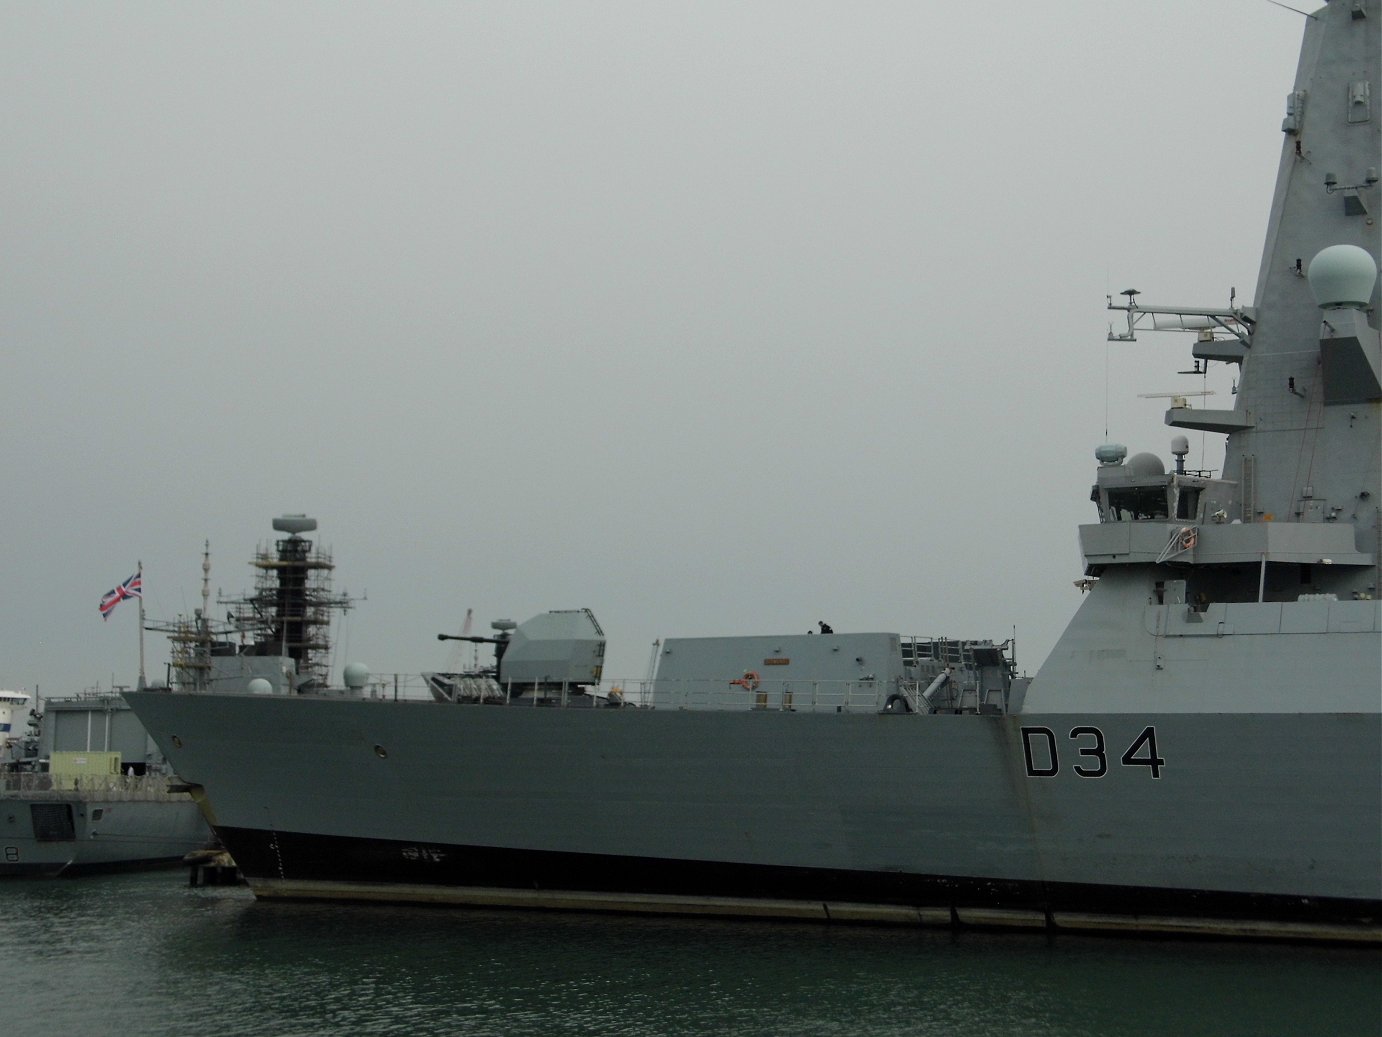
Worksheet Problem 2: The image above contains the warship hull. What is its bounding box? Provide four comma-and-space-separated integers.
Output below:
122, 0, 1380, 943
0, 787, 208, 877
124, 691, 1381, 940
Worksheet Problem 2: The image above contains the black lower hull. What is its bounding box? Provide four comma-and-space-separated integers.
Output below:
216, 825, 1380, 941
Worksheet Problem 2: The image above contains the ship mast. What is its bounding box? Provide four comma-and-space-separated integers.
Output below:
225, 515, 354, 692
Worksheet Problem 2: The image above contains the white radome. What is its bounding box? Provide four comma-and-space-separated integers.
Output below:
1307, 244, 1379, 309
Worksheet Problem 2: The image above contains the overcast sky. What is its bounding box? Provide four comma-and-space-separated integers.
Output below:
2, 1, 1307, 695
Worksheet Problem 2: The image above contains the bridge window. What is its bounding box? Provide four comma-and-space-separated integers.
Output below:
1106, 487, 1170, 521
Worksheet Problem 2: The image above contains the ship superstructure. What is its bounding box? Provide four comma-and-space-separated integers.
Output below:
0, 690, 35, 770
1032, 0, 1380, 715
152, 515, 354, 695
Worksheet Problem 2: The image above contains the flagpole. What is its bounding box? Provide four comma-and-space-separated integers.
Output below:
137, 560, 146, 689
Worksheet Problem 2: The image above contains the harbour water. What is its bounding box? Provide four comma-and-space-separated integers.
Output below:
3, 872, 1377, 1036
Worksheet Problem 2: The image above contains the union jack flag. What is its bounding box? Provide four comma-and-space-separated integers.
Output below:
99, 571, 142, 620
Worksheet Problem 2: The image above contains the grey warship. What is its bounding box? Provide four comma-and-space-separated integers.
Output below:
1, 691, 208, 876
127, 0, 1380, 942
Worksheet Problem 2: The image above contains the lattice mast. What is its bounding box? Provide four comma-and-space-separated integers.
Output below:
223, 515, 353, 690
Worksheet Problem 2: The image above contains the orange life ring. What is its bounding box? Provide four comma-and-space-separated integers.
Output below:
729, 670, 762, 692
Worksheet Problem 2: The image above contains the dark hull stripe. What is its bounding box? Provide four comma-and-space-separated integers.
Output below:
217, 826, 1380, 942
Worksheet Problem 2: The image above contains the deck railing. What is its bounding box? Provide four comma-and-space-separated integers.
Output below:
0, 771, 191, 801
337, 674, 923, 714
150, 672, 989, 713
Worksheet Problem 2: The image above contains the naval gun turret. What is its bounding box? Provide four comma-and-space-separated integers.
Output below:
428, 608, 608, 704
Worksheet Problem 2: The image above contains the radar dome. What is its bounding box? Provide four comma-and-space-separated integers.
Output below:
1126, 452, 1166, 478
1095, 442, 1127, 465
343, 662, 370, 690
247, 677, 273, 695
1307, 245, 1378, 309
272, 514, 317, 535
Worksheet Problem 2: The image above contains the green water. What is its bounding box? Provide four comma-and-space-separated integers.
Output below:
2, 872, 1377, 1036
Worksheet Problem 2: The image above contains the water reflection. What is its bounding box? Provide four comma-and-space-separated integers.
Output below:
3, 874, 1377, 1037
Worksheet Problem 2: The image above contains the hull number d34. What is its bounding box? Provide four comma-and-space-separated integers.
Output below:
1021, 726, 1164, 779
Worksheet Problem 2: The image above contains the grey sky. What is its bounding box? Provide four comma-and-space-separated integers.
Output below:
2, 1, 1304, 693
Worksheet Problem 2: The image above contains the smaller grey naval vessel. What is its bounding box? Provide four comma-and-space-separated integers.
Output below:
127, 0, 1379, 942
1, 690, 208, 877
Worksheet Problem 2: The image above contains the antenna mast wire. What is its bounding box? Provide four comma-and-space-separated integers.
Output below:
1261, 0, 1317, 18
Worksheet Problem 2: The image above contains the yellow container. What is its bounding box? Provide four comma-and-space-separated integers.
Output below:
49, 751, 122, 777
